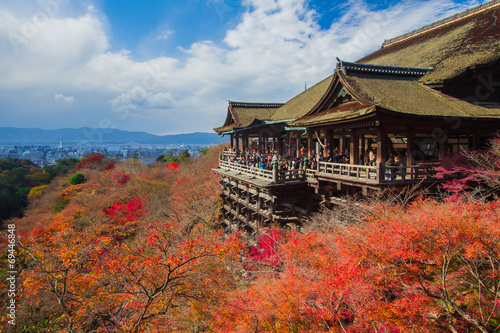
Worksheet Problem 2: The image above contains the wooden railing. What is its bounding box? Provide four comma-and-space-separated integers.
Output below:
219, 160, 274, 182
318, 162, 379, 183
219, 155, 441, 185
382, 164, 438, 183
305, 169, 318, 183
222, 150, 238, 159
318, 162, 439, 184
218, 160, 305, 184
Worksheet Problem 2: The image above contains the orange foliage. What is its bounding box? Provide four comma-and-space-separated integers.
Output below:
10, 144, 500, 332
12, 146, 245, 332
212, 200, 500, 332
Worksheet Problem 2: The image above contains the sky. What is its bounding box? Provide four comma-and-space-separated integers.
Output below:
0, 0, 487, 135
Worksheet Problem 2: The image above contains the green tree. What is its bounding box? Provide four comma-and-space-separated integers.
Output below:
45, 158, 79, 178
69, 173, 86, 185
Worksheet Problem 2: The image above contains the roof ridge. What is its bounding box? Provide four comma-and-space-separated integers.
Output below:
338, 59, 430, 76
382, 0, 500, 47
228, 101, 285, 108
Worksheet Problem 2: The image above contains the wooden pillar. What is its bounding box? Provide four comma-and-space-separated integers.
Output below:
230, 134, 234, 149
376, 128, 388, 165
245, 185, 250, 224
360, 134, 365, 165
438, 131, 447, 161
258, 132, 263, 154
235, 184, 240, 217
307, 131, 313, 157
235, 133, 240, 152
296, 131, 301, 158
472, 130, 481, 150
286, 131, 291, 158
350, 132, 359, 165
256, 189, 261, 216
326, 130, 333, 157
339, 134, 345, 153
406, 128, 415, 166
278, 135, 283, 156
242, 134, 248, 156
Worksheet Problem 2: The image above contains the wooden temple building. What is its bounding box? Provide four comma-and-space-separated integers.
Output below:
213, 0, 500, 230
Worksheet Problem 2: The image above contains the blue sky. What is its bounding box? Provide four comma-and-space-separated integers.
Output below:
0, 0, 486, 135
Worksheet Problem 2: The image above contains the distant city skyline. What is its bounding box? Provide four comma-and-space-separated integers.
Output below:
0, 0, 486, 135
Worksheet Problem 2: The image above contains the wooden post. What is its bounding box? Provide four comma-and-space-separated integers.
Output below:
376, 128, 388, 165
326, 130, 333, 157
377, 161, 384, 184
230, 134, 234, 150
259, 132, 263, 154
359, 134, 365, 165
296, 131, 301, 158
245, 185, 250, 224
235, 184, 241, 216
350, 132, 359, 165
278, 135, 283, 156
286, 131, 291, 158
339, 134, 345, 153
243, 134, 248, 156
272, 160, 278, 183
256, 189, 261, 212
438, 131, 447, 161
308, 131, 313, 157
472, 130, 481, 150
406, 128, 415, 166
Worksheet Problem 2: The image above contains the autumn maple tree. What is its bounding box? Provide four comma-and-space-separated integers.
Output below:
5, 141, 500, 332
8, 146, 244, 332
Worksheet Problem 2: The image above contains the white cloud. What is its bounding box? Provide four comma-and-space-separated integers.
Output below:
0, 0, 481, 134
54, 93, 74, 102
156, 29, 174, 40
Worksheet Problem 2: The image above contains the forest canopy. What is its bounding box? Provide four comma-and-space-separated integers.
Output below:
0, 141, 499, 332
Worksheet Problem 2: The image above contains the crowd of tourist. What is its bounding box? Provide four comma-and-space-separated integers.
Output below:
222, 147, 408, 172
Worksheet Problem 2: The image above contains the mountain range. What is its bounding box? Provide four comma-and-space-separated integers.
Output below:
0, 127, 227, 145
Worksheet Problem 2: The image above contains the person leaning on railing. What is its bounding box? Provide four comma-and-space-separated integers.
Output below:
385, 155, 396, 180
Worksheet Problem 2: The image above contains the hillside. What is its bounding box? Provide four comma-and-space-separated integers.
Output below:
1, 143, 500, 332
0, 127, 227, 145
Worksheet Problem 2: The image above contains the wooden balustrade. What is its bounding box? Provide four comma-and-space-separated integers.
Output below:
318, 162, 379, 183
219, 159, 305, 183
219, 156, 441, 185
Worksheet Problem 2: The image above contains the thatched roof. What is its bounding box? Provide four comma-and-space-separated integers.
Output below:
213, 102, 283, 134
213, 77, 333, 133
358, 1, 500, 84
269, 75, 334, 121
292, 104, 376, 127
292, 68, 500, 127
342, 71, 500, 117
